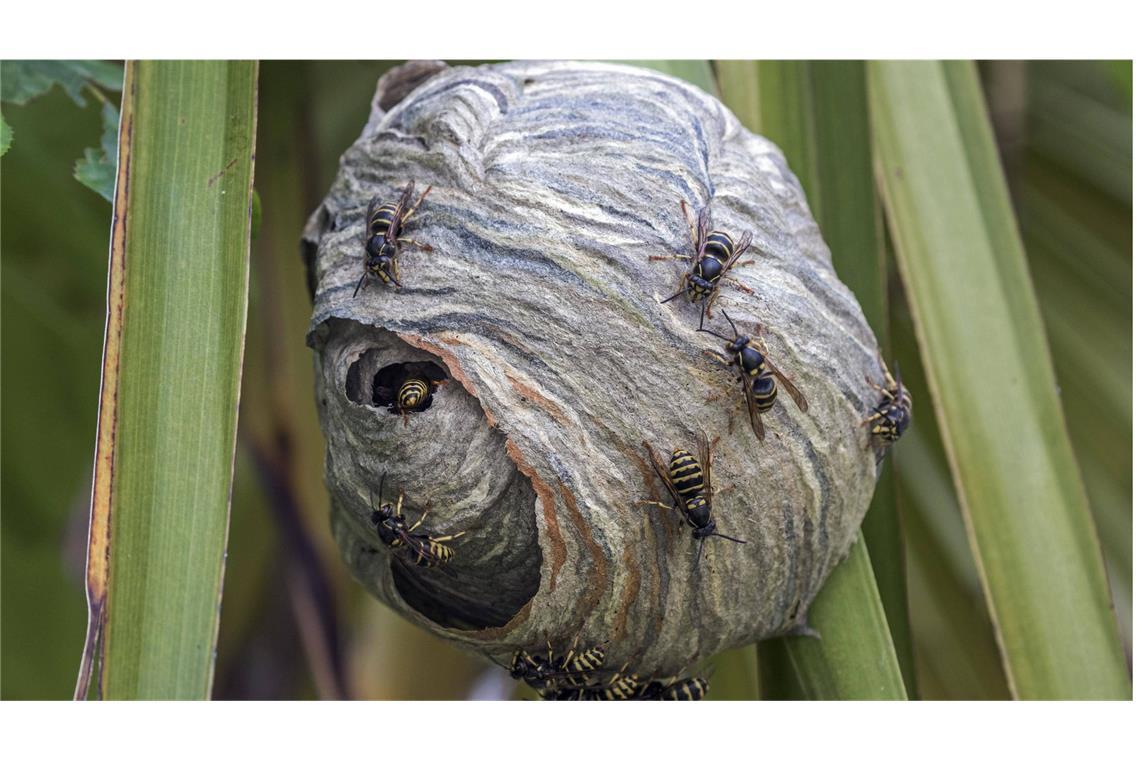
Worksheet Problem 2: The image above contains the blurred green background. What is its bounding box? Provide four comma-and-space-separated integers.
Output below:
0, 60, 1130, 699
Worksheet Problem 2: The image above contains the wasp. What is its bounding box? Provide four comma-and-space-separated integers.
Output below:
639, 432, 747, 566
390, 377, 445, 426
699, 309, 809, 443
636, 676, 710, 701
354, 180, 433, 297
373, 362, 448, 425
509, 640, 608, 693
579, 670, 641, 701
652, 199, 755, 329
545, 667, 641, 701
369, 475, 465, 575
863, 355, 911, 445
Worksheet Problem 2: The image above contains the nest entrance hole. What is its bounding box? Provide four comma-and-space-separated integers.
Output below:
346, 351, 448, 419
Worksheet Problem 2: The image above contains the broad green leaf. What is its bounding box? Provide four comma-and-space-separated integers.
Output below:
772, 535, 908, 699
707, 645, 760, 700
76, 60, 258, 699
0, 111, 11, 156
869, 60, 1130, 699
718, 59, 911, 699
1, 60, 122, 106
74, 101, 119, 201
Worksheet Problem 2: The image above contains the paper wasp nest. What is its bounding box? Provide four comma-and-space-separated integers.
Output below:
305, 61, 887, 679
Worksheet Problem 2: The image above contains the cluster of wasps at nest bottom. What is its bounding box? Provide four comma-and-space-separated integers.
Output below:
348, 182, 914, 701
508, 641, 710, 701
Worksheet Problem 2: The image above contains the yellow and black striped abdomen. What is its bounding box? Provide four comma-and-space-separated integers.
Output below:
660, 677, 708, 701
585, 674, 641, 700
563, 646, 606, 674
397, 378, 430, 412
751, 374, 778, 413
668, 449, 705, 499
368, 204, 398, 238
702, 231, 735, 262
413, 538, 456, 567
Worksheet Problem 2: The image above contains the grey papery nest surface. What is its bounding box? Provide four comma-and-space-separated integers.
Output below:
304, 60, 886, 678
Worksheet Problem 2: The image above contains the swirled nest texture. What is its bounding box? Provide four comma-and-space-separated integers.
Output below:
304, 60, 886, 678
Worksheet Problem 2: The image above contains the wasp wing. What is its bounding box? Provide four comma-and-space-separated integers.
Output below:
364, 195, 384, 245
766, 357, 810, 412
385, 180, 416, 244
642, 440, 685, 509
695, 203, 712, 260
743, 373, 766, 442
724, 230, 753, 271
696, 430, 713, 509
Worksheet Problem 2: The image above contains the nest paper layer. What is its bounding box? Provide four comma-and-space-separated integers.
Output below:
305, 60, 885, 678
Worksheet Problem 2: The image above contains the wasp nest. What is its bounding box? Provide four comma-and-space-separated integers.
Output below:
305, 60, 887, 679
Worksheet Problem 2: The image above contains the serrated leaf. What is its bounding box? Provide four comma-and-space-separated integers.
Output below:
0, 111, 11, 156
1, 60, 122, 106
74, 147, 116, 201
73, 101, 119, 201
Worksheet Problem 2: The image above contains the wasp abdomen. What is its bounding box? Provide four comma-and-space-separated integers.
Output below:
668, 450, 704, 498
658, 677, 709, 701
398, 378, 431, 412
752, 375, 777, 412
703, 231, 734, 262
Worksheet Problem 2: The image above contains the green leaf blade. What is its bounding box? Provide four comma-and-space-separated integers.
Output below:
869, 60, 1129, 699
0, 111, 11, 156
779, 535, 908, 699
719, 60, 910, 700
79, 60, 258, 699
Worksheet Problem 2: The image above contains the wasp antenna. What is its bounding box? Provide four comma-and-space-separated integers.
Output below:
352, 272, 367, 298
660, 288, 687, 304
712, 533, 748, 545
695, 537, 707, 568
378, 472, 386, 500
697, 326, 733, 342
720, 309, 739, 335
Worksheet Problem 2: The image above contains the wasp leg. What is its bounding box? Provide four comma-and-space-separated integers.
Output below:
397, 237, 433, 252
401, 184, 433, 223
635, 499, 675, 512
432, 531, 467, 543
865, 374, 893, 397
861, 408, 888, 427
681, 198, 697, 246
648, 253, 690, 262
715, 483, 736, 497
724, 278, 755, 295
407, 509, 427, 532
395, 491, 405, 518
702, 291, 720, 328
702, 349, 734, 368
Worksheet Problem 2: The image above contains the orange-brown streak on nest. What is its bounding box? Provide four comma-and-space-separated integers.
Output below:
466, 599, 533, 643
623, 444, 668, 638
504, 438, 565, 593
400, 332, 497, 427
505, 371, 570, 427
613, 541, 641, 644
558, 483, 608, 621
